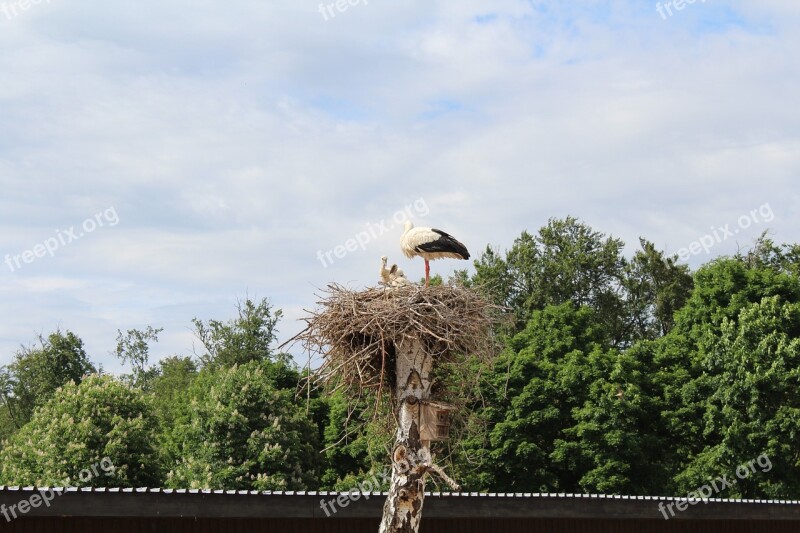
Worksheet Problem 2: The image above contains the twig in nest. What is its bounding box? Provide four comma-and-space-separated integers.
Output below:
289, 283, 501, 403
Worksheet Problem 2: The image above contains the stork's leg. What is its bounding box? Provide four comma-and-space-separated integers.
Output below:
424, 259, 430, 287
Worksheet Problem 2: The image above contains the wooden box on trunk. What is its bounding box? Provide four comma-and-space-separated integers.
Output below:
420, 401, 455, 441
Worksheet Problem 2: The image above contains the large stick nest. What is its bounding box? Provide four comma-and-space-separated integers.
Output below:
292, 283, 501, 396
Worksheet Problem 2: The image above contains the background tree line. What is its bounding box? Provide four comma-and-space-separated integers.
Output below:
1, 217, 798, 498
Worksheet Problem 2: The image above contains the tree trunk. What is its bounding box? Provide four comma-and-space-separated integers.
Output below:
379, 335, 432, 533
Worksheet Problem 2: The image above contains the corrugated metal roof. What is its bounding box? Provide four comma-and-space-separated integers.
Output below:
0, 486, 798, 521
0, 486, 797, 505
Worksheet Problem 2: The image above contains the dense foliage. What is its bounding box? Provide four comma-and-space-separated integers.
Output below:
0, 375, 159, 487
164, 360, 320, 490
0, 220, 798, 500
0, 330, 96, 437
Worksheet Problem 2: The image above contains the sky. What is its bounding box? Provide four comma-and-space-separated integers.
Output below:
0, 0, 798, 373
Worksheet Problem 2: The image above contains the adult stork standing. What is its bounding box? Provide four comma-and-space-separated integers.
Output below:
400, 220, 470, 286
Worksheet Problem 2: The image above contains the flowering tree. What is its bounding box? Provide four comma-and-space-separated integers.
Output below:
0, 374, 160, 487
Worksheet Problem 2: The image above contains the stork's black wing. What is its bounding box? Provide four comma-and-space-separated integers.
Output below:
415, 229, 470, 259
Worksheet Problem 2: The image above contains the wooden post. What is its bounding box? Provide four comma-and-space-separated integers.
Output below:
379, 335, 432, 533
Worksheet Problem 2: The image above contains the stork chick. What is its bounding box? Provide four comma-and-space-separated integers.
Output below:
380, 256, 410, 287
379, 256, 393, 285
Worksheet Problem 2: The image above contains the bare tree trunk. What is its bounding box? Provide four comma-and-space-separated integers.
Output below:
379, 336, 432, 533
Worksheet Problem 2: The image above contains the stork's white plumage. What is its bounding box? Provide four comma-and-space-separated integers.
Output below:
380, 256, 410, 287
400, 221, 470, 286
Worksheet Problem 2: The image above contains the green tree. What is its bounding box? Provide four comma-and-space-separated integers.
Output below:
652, 252, 800, 496
480, 303, 611, 491
553, 341, 670, 494
319, 390, 393, 489
473, 217, 627, 343
166, 360, 319, 490
676, 295, 800, 497
115, 326, 163, 389
0, 330, 95, 426
192, 298, 283, 370
150, 356, 198, 475
740, 232, 800, 277
0, 375, 160, 487
622, 238, 693, 341
0, 371, 21, 442
151, 356, 198, 430
673, 256, 800, 343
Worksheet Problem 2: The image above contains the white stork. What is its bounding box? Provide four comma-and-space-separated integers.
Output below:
400, 221, 470, 286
